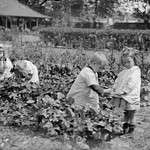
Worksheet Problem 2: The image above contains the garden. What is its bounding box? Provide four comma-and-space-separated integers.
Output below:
0, 29, 150, 149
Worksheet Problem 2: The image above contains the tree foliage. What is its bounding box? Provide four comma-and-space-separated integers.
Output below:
84, 0, 118, 18
128, 0, 150, 24
18, 0, 119, 27
18, 0, 48, 14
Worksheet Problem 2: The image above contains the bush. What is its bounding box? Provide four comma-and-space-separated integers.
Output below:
40, 27, 150, 51
0, 31, 12, 41
113, 23, 150, 30
0, 56, 122, 142
39, 28, 150, 80
74, 22, 104, 29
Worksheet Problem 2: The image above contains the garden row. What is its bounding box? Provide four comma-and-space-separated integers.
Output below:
0, 46, 130, 141
0, 59, 122, 143
40, 27, 150, 82
0, 39, 149, 143
40, 27, 150, 51
11, 43, 150, 103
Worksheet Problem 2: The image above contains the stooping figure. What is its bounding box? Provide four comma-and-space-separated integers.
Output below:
111, 46, 141, 134
10, 58, 39, 84
0, 43, 13, 81
67, 52, 109, 112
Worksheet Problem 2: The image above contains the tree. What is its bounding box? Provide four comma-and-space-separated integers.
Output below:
18, 0, 84, 26
18, 0, 49, 14
51, 0, 84, 26
71, 0, 84, 16
129, 0, 150, 26
18, 0, 119, 27
82, 0, 118, 28
114, 0, 150, 24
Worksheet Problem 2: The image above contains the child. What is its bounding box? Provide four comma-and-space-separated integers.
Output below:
111, 47, 141, 134
67, 52, 109, 112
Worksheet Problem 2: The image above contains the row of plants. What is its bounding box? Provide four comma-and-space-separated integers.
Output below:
0, 61, 123, 143
0, 46, 126, 144
11, 43, 150, 102
0, 30, 12, 41
40, 27, 150, 51
0, 43, 149, 144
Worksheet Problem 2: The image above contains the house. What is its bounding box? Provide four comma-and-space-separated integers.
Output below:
0, 0, 49, 30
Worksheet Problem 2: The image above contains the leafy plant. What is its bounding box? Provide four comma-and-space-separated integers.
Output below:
0, 59, 123, 143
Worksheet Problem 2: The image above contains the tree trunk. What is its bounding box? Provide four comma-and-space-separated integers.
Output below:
95, 0, 98, 14
66, 1, 71, 27
92, 0, 98, 28
92, 17, 96, 28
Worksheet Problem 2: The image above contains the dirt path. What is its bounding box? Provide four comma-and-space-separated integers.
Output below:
0, 107, 150, 150
107, 106, 150, 150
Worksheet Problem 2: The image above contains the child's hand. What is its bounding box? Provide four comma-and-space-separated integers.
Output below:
103, 88, 112, 94
111, 93, 121, 98
103, 88, 112, 97
111, 90, 126, 98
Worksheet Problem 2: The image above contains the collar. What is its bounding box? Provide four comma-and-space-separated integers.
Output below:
128, 66, 139, 71
87, 65, 97, 74
0, 57, 6, 61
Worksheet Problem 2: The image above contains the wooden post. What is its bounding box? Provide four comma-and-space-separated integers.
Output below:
5, 16, 8, 29
9, 17, 12, 29
23, 18, 25, 31
36, 18, 39, 27
24, 21, 27, 30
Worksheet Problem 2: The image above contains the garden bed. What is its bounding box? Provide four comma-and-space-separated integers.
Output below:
0, 107, 149, 150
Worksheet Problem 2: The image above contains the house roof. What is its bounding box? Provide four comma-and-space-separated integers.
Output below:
0, 0, 49, 18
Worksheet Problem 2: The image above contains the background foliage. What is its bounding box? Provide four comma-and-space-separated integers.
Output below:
40, 27, 150, 50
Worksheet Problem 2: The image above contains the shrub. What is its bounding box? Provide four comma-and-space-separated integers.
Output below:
0, 31, 12, 41
40, 27, 150, 51
0, 59, 122, 143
